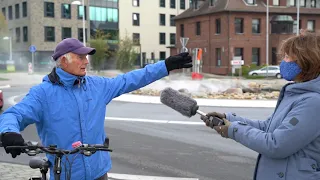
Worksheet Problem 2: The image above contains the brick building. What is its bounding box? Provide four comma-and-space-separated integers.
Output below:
0, 0, 119, 71
171, 0, 320, 75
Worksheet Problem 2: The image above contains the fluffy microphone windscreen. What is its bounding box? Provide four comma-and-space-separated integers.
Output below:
160, 87, 198, 117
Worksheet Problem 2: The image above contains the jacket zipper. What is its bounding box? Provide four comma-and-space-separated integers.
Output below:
70, 87, 87, 179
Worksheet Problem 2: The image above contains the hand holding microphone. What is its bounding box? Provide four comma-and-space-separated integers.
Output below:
160, 87, 224, 127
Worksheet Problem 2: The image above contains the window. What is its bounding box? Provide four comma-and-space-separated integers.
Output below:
311, 0, 316, 7
22, 2, 27, 17
160, 51, 166, 60
2, 8, 5, 19
170, 33, 176, 45
234, 48, 243, 59
15, 4, 19, 19
196, 21, 201, 35
62, 27, 72, 40
252, 19, 260, 34
252, 48, 260, 65
216, 48, 221, 67
246, 0, 255, 5
45, 27, 55, 41
300, 0, 306, 7
210, 0, 217, 6
78, 28, 88, 42
89, 7, 118, 22
180, 0, 186, 9
170, 0, 176, 8
15, 27, 20, 42
293, 20, 301, 34
180, 24, 184, 37
142, 52, 146, 63
133, 13, 140, 26
133, 0, 140, 7
235, 18, 244, 34
159, 33, 166, 44
170, 15, 175, 26
61, 4, 71, 19
8, 6, 12, 20
289, 0, 295, 6
272, 48, 277, 65
307, 20, 315, 32
160, 14, 165, 26
216, 18, 221, 34
133, 33, 140, 44
23, 26, 28, 42
44, 2, 54, 17
160, 0, 165, 7
151, 52, 155, 59
77, 5, 87, 20
273, 0, 279, 6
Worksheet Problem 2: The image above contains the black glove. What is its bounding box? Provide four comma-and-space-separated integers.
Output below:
165, 52, 192, 73
1, 132, 25, 158
200, 112, 226, 128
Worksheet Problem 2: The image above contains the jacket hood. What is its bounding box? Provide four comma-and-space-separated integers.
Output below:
43, 67, 86, 87
286, 75, 320, 95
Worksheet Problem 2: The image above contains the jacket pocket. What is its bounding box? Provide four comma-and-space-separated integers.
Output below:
298, 158, 318, 172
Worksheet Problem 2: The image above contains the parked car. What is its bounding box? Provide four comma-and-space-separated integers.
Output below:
0, 90, 3, 110
248, 65, 282, 79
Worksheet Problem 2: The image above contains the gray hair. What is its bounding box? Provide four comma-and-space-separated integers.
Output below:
55, 53, 72, 67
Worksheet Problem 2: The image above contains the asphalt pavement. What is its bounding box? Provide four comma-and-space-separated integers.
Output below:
0, 86, 275, 180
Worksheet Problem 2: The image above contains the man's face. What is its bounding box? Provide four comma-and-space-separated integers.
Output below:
61, 52, 89, 76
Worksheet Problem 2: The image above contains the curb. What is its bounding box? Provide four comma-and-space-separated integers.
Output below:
113, 94, 277, 108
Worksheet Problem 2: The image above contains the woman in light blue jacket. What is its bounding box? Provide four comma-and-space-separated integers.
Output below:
202, 31, 320, 180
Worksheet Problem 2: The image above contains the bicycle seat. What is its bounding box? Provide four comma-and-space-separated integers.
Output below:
29, 156, 50, 169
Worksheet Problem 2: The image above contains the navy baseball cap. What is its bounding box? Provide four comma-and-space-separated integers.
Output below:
52, 38, 96, 61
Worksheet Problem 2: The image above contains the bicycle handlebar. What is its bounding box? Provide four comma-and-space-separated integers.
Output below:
0, 140, 112, 156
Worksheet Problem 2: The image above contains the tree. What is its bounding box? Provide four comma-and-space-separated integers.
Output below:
0, 13, 9, 53
116, 32, 139, 71
88, 29, 113, 72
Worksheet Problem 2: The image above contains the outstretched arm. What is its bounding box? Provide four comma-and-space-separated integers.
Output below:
0, 86, 44, 133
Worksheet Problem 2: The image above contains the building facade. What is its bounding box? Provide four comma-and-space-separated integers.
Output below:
172, 0, 320, 75
0, 0, 118, 71
118, 0, 189, 66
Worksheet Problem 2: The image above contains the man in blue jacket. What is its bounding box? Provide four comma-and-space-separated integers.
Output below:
0, 38, 192, 180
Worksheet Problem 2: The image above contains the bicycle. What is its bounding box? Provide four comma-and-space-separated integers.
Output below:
0, 136, 112, 180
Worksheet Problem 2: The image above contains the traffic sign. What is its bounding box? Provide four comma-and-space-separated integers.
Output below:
29, 45, 36, 53
231, 60, 244, 65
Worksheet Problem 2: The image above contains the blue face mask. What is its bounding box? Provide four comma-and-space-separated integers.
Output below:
280, 60, 302, 81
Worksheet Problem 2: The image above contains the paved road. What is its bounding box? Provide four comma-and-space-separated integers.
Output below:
0, 86, 275, 180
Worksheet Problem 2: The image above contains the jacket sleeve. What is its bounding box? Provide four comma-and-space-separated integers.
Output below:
0, 86, 44, 133
225, 112, 271, 131
227, 97, 320, 159
102, 60, 169, 103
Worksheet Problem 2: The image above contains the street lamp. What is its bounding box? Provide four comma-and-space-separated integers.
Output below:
3, 36, 12, 62
72, 0, 86, 46
72, 0, 92, 71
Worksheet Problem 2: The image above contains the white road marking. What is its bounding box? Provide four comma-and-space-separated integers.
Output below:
108, 173, 199, 180
105, 117, 204, 125
0, 85, 11, 89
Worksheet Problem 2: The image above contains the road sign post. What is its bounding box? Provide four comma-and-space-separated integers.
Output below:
29, 45, 36, 74
231, 56, 244, 78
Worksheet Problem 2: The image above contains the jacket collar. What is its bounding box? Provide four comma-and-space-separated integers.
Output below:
48, 67, 86, 87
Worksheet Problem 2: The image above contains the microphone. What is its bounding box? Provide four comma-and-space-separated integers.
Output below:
160, 87, 224, 126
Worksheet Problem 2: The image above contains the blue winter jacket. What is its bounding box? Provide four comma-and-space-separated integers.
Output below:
226, 76, 320, 180
0, 60, 168, 180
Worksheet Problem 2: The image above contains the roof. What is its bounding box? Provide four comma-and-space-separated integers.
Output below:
174, 0, 320, 20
